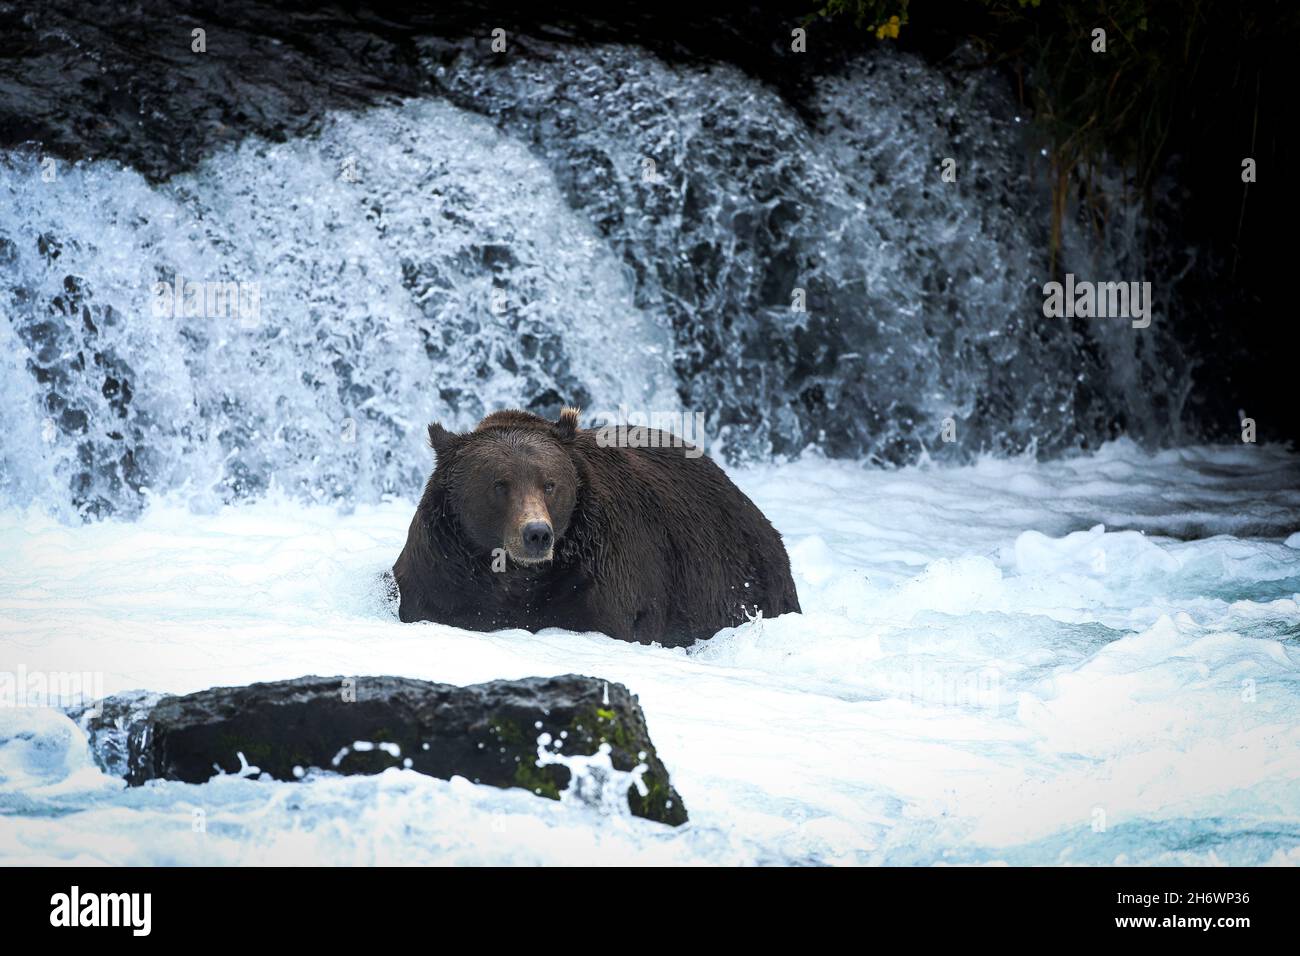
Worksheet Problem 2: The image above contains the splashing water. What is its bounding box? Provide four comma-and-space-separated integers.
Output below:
1, 442, 1297, 864
0, 98, 676, 519
535, 734, 650, 817
432, 44, 1190, 461
3, 45, 1190, 518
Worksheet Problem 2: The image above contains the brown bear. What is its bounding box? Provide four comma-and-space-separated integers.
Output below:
392, 407, 800, 646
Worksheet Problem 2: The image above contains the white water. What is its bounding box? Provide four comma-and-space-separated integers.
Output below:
2, 440, 1298, 865
2, 45, 1189, 523
0, 98, 678, 520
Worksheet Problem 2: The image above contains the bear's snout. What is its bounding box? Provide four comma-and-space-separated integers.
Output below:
520, 520, 554, 560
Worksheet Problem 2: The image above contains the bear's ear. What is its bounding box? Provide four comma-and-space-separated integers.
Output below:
553, 406, 580, 443
427, 423, 461, 457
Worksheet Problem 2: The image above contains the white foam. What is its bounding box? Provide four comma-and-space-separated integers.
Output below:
1, 440, 1297, 863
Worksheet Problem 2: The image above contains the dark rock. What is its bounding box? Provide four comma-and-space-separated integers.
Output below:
124, 673, 687, 826
0, 0, 855, 184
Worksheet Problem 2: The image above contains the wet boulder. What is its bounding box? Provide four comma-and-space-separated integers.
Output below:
123, 674, 686, 826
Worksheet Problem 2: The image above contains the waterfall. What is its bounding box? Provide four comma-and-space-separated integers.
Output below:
0, 44, 1186, 519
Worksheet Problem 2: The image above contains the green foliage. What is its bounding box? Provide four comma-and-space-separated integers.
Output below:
815, 0, 910, 37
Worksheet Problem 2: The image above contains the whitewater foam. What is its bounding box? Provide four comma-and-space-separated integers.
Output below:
1, 441, 1296, 864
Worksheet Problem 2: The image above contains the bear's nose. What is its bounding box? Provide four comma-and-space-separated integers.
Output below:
522, 521, 553, 554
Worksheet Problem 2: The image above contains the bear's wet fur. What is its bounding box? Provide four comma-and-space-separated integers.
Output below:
393, 407, 800, 646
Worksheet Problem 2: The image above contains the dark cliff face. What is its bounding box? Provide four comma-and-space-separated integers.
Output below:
0, 0, 846, 182
0, 1, 1292, 519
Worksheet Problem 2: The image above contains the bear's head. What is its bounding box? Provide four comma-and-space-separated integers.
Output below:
426, 408, 581, 566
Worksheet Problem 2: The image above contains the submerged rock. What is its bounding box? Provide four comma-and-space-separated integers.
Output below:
122, 674, 687, 826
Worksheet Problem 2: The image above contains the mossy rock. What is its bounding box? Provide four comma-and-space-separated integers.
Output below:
123, 674, 687, 826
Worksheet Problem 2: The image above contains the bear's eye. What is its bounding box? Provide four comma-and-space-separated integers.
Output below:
543, 480, 556, 495
493, 479, 509, 495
